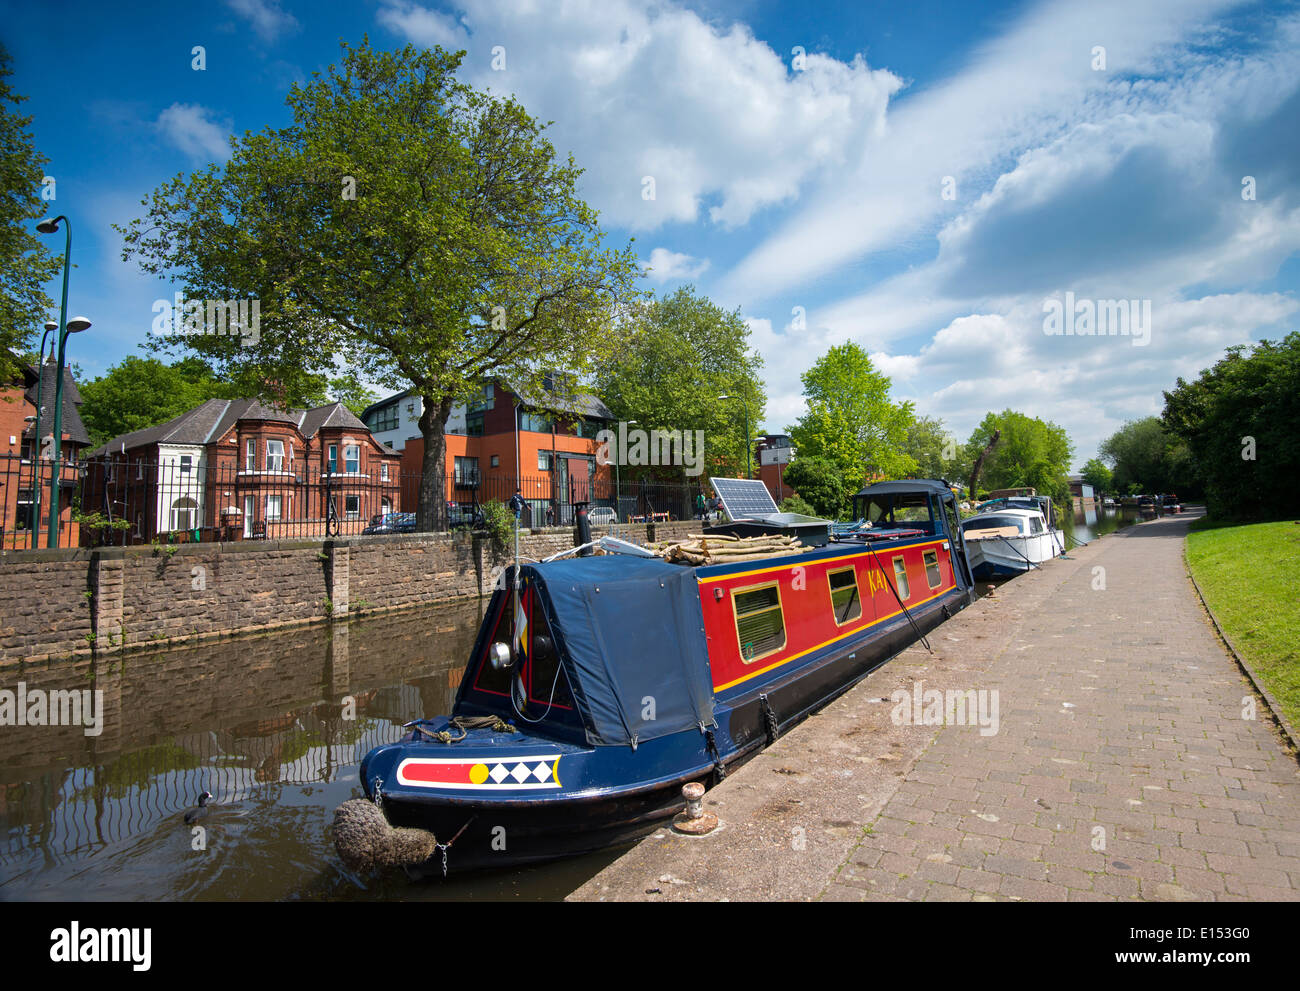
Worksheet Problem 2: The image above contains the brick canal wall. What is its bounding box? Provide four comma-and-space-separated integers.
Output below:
0, 519, 705, 663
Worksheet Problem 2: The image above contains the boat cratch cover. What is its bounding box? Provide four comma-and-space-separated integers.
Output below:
524, 556, 716, 748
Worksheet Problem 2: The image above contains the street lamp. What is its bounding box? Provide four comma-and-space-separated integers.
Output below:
718, 394, 751, 479
36, 215, 91, 547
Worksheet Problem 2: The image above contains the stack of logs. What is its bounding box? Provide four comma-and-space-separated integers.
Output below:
650, 532, 810, 565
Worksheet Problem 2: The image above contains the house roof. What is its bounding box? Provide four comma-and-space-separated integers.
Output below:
22, 361, 90, 447
90, 398, 382, 457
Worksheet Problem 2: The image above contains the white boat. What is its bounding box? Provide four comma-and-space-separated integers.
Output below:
961, 507, 1064, 579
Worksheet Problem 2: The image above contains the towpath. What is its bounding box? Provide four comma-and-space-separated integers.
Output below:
568, 511, 1300, 901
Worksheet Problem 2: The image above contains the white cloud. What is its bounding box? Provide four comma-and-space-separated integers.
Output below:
377, 0, 901, 231
376, 1, 468, 49
641, 247, 709, 284
225, 0, 299, 43
155, 104, 232, 163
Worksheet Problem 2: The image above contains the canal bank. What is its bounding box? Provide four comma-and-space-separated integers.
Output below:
570, 511, 1300, 902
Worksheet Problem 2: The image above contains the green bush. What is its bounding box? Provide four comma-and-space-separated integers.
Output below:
481, 499, 515, 554
779, 494, 817, 516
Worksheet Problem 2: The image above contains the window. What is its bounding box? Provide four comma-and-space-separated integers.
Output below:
368, 404, 399, 432
266, 495, 283, 521
245, 439, 256, 472
892, 557, 911, 600
381, 497, 392, 515
454, 456, 479, 485
328, 444, 337, 473
180, 455, 192, 474
465, 411, 485, 436
538, 450, 551, 471
136, 460, 144, 480
380, 462, 389, 482
522, 411, 552, 433
345, 494, 360, 519
923, 549, 943, 589
490, 454, 499, 468
828, 566, 863, 625
344, 445, 360, 474
267, 440, 284, 472
733, 582, 786, 663
289, 442, 294, 465
170, 497, 197, 532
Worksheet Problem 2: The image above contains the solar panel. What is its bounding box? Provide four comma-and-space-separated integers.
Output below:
711, 477, 779, 520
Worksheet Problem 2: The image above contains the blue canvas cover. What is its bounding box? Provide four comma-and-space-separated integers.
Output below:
523, 556, 716, 747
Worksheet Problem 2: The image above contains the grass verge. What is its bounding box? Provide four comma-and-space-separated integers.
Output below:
1186, 520, 1300, 731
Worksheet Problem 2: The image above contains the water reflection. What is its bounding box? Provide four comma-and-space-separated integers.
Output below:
0, 602, 624, 901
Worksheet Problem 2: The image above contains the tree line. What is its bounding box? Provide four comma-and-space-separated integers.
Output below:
1095, 333, 1298, 521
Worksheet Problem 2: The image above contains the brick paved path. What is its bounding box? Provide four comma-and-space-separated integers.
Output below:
826, 513, 1300, 901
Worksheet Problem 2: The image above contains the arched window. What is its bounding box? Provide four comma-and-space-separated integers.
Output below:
171, 497, 198, 532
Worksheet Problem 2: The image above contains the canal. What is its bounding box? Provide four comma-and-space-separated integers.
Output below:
0, 601, 628, 901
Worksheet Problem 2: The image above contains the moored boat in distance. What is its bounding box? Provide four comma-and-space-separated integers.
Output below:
335, 478, 975, 877
961, 505, 1064, 579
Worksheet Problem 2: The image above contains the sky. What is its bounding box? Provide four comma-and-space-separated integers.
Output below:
5, 0, 1299, 466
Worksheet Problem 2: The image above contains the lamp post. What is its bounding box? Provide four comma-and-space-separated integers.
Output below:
36, 215, 91, 547
718, 394, 751, 479
30, 320, 57, 533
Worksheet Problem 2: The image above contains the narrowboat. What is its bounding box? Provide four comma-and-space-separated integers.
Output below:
336, 479, 975, 877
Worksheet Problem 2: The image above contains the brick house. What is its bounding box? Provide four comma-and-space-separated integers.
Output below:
0, 359, 91, 549
85, 399, 401, 542
363, 378, 619, 525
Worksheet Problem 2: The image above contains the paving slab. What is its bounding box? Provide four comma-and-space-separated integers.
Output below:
568, 511, 1300, 901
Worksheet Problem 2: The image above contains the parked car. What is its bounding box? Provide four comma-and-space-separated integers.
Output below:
1162, 494, 1181, 513
447, 502, 485, 530
362, 512, 416, 535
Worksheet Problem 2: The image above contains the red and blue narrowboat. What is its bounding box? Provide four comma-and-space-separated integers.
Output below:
335, 479, 974, 876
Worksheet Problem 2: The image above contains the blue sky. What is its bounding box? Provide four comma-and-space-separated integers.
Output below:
5, 0, 1299, 465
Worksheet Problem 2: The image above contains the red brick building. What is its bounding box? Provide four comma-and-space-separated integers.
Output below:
0, 360, 91, 549
85, 399, 401, 542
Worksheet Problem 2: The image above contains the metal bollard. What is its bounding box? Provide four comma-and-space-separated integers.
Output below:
671, 780, 718, 835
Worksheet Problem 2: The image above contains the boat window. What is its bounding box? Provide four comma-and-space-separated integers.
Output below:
526, 599, 573, 710
962, 515, 1022, 532
892, 557, 911, 600
827, 566, 862, 626
1028, 516, 1045, 534
473, 593, 517, 697
733, 582, 786, 663
923, 549, 942, 589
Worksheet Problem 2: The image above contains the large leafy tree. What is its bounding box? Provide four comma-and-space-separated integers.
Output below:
118, 40, 641, 528
787, 342, 916, 508
781, 454, 848, 519
78, 356, 232, 448
0, 45, 60, 380
592, 285, 765, 481
965, 409, 1073, 508
1098, 417, 1178, 494
1162, 333, 1300, 520
901, 413, 966, 483
1079, 457, 1113, 495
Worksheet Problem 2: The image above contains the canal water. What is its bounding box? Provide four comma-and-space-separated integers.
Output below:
0, 602, 628, 901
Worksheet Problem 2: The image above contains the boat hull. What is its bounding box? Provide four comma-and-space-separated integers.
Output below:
965, 529, 1063, 579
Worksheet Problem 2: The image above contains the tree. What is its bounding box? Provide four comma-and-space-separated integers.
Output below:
0, 45, 60, 380
1098, 417, 1172, 494
787, 342, 916, 508
1079, 457, 1113, 495
592, 286, 765, 481
1162, 333, 1300, 519
902, 413, 966, 482
118, 40, 641, 529
965, 410, 1073, 508
78, 356, 232, 448
324, 370, 379, 418
781, 454, 849, 519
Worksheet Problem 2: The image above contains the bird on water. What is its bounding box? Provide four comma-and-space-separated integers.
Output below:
184, 791, 214, 825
